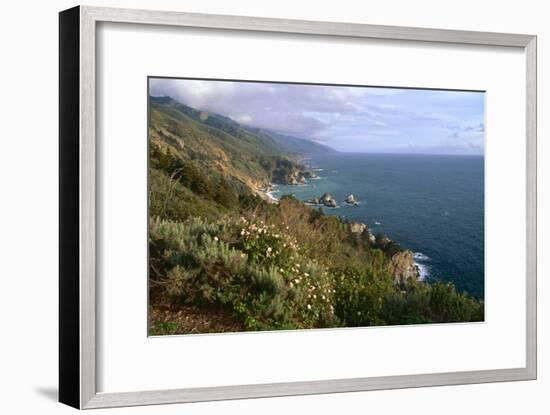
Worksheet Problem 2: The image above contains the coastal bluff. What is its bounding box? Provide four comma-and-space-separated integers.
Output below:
388, 250, 420, 284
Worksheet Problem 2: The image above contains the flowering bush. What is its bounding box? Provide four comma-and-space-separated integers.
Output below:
232, 218, 295, 267
150, 216, 340, 330
149, 205, 483, 333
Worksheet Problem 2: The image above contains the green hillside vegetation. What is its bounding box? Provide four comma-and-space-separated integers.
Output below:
148, 96, 484, 335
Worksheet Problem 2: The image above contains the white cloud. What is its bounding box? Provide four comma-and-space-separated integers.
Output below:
149, 78, 485, 154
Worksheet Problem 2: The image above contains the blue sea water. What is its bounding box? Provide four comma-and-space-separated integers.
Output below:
271, 153, 485, 299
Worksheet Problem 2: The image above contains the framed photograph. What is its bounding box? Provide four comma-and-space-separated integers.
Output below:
59, 6, 537, 409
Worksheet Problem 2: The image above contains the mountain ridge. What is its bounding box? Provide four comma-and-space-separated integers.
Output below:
148, 95, 330, 201
149, 95, 337, 157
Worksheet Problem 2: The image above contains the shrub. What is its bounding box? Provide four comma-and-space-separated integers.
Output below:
381, 288, 431, 325
149, 321, 178, 336
429, 282, 484, 322
150, 216, 341, 331
149, 186, 484, 332
232, 218, 295, 267
214, 178, 239, 208
149, 168, 224, 222
333, 267, 394, 327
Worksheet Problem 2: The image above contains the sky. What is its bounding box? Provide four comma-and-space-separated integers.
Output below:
149, 78, 485, 155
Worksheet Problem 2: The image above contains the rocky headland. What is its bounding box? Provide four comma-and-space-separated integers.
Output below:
272, 164, 318, 186
348, 221, 419, 284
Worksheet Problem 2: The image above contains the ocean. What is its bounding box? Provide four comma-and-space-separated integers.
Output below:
271, 153, 485, 299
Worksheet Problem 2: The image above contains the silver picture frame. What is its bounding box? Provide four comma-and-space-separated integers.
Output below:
59, 5, 537, 409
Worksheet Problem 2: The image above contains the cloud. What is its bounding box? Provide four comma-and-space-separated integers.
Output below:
150, 79, 367, 138
447, 122, 485, 133
446, 122, 485, 140
149, 78, 485, 154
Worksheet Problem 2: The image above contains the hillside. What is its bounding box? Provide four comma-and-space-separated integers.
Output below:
151, 96, 336, 156
149, 96, 335, 194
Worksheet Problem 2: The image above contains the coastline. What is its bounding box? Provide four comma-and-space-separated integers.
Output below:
259, 159, 436, 284
256, 184, 279, 204
265, 185, 279, 203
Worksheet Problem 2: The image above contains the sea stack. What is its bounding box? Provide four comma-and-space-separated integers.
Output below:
320, 192, 337, 207
345, 194, 357, 205
307, 197, 320, 205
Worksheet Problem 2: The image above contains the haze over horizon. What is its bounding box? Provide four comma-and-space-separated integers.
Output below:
149, 78, 485, 156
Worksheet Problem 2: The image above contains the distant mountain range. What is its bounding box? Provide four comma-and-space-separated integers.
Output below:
150, 96, 336, 155
240, 127, 337, 157
149, 95, 336, 194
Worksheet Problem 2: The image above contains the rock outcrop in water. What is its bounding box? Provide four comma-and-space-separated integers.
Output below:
388, 250, 419, 284
305, 192, 361, 208
345, 194, 357, 205
286, 170, 307, 185
319, 193, 337, 207
271, 160, 315, 186
301, 170, 318, 179
273, 160, 318, 186
307, 197, 320, 205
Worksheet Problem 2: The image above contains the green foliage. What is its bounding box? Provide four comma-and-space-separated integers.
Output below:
213, 178, 239, 208
150, 143, 225, 201
149, 321, 178, 336
149, 168, 223, 223
150, 210, 483, 333
428, 282, 484, 322
271, 157, 295, 183
333, 267, 393, 326
150, 216, 339, 331
373, 233, 402, 257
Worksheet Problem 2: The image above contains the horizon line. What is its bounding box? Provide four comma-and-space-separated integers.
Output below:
150, 95, 484, 157
330, 151, 484, 157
